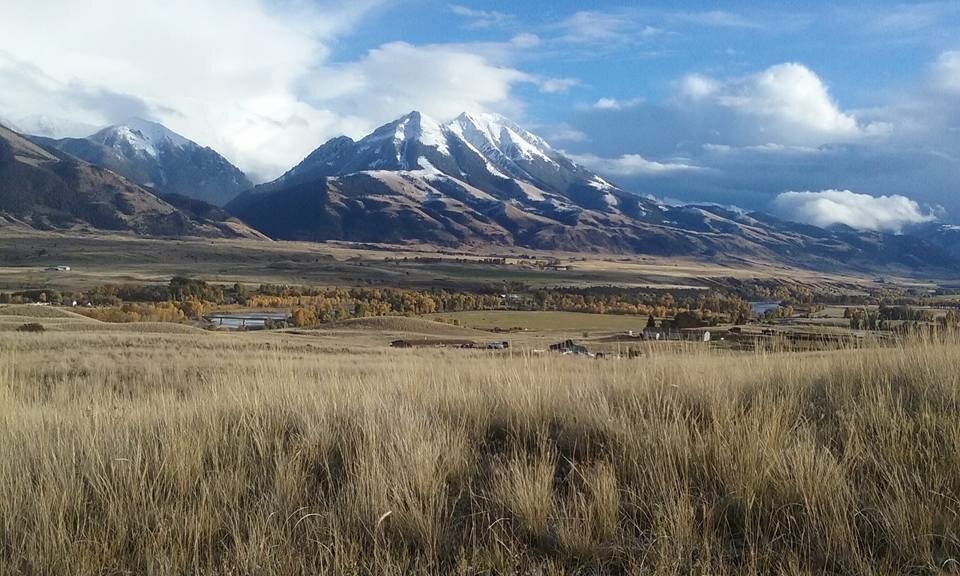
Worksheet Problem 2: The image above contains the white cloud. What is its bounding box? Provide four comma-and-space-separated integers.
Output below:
678, 63, 890, 144
670, 10, 759, 29
702, 143, 822, 155
539, 77, 579, 94
305, 41, 534, 132
558, 11, 636, 44
510, 33, 542, 48
541, 124, 588, 143
0, 0, 391, 180
0, 0, 560, 181
570, 153, 701, 176
933, 50, 960, 94
678, 74, 719, 100
554, 8, 756, 47
592, 97, 643, 110
773, 190, 936, 232
449, 5, 512, 29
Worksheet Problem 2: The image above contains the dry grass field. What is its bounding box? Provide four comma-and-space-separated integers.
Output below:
0, 228, 891, 296
2, 306, 960, 575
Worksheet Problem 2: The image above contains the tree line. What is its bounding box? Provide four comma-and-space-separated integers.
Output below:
2, 277, 757, 327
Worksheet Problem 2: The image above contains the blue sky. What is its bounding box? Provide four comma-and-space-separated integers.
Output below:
0, 0, 958, 229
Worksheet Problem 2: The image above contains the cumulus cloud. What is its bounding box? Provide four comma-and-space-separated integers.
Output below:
677, 63, 890, 145
678, 74, 719, 100
0, 0, 550, 181
0, 0, 388, 179
570, 153, 701, 176
306, 41, 534, 127
773, 190, 936, 232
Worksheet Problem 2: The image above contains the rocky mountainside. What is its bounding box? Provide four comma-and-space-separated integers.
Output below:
0, 123, 263, 239
228, 111, 957, 272
35, 118, 252, 206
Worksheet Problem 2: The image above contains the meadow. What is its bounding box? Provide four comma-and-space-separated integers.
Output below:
2, 308, 959, 575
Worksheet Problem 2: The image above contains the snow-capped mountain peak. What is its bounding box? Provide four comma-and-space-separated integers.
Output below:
39, 118, 252, 206
91, 118, 193, 158
256, 109, 644, 221
448, 111, 556, 165
359, 110, 451, 163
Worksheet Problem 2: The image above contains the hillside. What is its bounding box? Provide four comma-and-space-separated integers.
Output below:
35, 118, 253, 206
0, 124, 263, 239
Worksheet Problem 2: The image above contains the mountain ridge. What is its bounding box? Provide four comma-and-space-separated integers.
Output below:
0, 122, 263, 239
226, 110, 960, 273
34, 118, 252, 206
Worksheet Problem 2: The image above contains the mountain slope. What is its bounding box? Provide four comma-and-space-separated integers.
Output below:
227, 111, 957, 272
0, 123, 263, 239
36, 118, 252, 206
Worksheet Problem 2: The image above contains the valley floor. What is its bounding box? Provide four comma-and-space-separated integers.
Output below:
0, 228, 925, 295
2, 309, 959, 575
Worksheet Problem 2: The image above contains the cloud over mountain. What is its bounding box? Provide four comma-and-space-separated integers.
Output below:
306, 42, 533, 124
0, 0, 548, 181
773, 190, 936, 232
678, 63, 890, 144
569, 153, 700, 176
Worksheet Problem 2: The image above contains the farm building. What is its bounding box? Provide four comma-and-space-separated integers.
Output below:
680, 328, 712, 342
391, 339, 478, 349
205, 312, 291, 330
549, 339, 590, 355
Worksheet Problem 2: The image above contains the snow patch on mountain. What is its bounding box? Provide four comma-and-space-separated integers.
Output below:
445, 120, 509, 179
588, 175, 616, 191
414, 113, 450, 156
416, 156, 443, 176
450, 112, 558, 168
516, 181, 547, 201
112, 126, 159, 157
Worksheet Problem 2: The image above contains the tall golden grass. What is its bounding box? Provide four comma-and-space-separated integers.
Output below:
1, 332, 959, 574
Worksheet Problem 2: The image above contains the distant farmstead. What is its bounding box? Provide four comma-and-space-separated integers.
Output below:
205, 312, 291, 330
681, 328, 712, 342
549, 339, 590, 355
391, 339, 478, 349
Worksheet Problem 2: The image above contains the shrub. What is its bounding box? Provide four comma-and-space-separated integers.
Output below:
16, 323, 45, 333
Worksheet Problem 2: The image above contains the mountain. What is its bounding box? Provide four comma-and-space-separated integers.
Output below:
228, 111, 958, 272
35, 118, 252, 206
230, 111, 662, 249
254, 111, 633, 213
0, 123, 263, 239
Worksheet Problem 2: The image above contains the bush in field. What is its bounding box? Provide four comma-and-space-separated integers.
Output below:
76, 303, 188, 324
15, 322, 45, 332
176, 299, 205, 319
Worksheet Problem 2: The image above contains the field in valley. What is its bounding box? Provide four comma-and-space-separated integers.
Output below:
0, 228, 895, 295
2, 305, 960, 575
